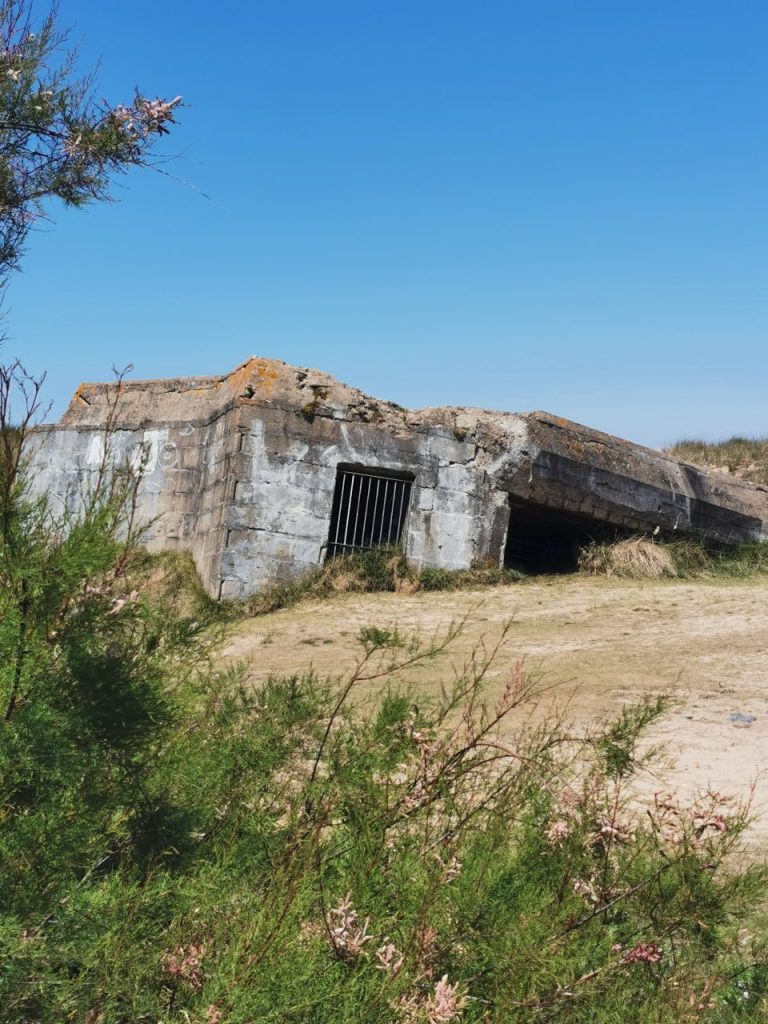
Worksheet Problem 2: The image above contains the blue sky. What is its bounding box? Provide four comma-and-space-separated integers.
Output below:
9, 1, 768, 445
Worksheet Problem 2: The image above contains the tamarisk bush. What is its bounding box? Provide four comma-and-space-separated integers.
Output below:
0, 0, 180, 281
0, 362, 212, 928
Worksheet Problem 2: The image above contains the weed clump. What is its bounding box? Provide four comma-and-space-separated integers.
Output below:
419, 561, 524, 591
122, 548, 225, 622
579, 537, 676, 579
238, 549, 525, 617
580, 536, 768, 580
666, 538, 768, 578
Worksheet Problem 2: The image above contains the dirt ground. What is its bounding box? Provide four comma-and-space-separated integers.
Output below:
222, 576, 768, 848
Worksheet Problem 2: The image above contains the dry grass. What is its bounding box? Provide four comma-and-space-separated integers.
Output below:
578, 537, 677, 579
242, 549, 524, 616
126, 538, 767, 625
120, 548, 525, 624
667, 437, 768, 485
579, 536, 768, 580
122, 549, 223, 620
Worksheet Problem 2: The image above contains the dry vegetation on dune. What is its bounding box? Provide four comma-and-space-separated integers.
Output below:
128, 533, 768, 628
578, 537, 677, 579
578, 537, 768, 580
236, 548, 525, 617
667, 437, 768, 484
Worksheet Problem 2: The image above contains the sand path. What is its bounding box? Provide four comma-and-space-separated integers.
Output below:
222, 576, 768, 846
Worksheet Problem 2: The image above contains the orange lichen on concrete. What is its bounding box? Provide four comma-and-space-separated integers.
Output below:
248, 357, 282, 397
225, 357, 283, 400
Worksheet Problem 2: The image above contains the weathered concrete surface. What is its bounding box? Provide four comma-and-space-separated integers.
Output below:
24, 357, 768, 597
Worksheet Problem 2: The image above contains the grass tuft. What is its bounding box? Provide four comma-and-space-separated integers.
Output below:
121, 548, 225, 622
579, 538, 676, 579
668, 437, 768, 485
580, 536, 768, 580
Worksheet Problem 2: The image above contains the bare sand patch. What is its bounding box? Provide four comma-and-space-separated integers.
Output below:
222, 576, 768, 847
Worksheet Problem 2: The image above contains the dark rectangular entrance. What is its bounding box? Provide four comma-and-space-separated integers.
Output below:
504, 495, 615, 574
327, 466, 413, 559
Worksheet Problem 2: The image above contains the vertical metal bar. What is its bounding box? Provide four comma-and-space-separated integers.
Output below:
395, 480, 406, 545
353, 471, 363, 549
378, 479, 389, 544
343, 472, 355, 551
362, 474, 372, 548
387, 479, 398, 543
333, 472, 347, 555
372, 477, 380, 546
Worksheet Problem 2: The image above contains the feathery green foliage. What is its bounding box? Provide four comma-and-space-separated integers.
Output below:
0, 0, 180, 281
2, 608, 767, 1022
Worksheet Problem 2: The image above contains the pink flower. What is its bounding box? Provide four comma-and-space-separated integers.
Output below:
545, 819, 571, 846
494, 657, 525, 716
425, 975, 467, 1023
376, 940, 404, 977
434, 852, 462, 882
622, 941, 662, 965
327, 893, 373, 960
161, 943, 205, 990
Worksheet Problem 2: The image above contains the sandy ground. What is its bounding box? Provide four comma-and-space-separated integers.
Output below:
222, 577, 768, 848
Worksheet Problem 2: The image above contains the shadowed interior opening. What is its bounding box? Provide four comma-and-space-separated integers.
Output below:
504, 495, 616, 574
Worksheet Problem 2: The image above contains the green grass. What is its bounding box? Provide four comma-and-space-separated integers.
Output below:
665, 538, 768, 578
418, 562, 524, 591
668, 437, 768, 485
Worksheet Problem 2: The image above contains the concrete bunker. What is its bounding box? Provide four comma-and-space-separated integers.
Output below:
22, 357, 768, 598
504, 496, 620, 575
326, 464, 414, 560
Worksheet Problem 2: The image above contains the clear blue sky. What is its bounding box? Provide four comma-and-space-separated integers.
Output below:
10, 1, 768, 446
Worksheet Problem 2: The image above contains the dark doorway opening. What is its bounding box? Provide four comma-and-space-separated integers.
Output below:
327, 466, 413, 560
503, 496, 615, 574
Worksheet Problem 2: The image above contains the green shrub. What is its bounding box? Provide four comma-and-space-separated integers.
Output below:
3, 620, 767, 1023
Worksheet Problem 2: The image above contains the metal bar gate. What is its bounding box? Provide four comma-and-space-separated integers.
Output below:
327, 468, 413, 559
